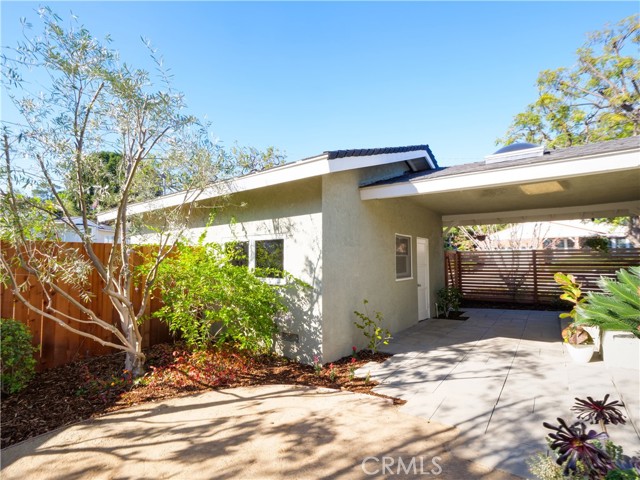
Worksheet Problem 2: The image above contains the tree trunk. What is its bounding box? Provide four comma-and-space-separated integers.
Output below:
125, 348, 146, 378
120, 309, 146, 378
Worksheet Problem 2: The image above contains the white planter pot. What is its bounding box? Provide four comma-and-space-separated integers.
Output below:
565, 343, 595, 364
602, 330, 640, 370
583, 326, 601, 354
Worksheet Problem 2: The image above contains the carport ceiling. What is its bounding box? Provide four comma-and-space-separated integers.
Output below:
360, 137, 640, 226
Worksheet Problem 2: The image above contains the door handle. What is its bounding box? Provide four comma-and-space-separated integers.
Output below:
417, 284, 422, 287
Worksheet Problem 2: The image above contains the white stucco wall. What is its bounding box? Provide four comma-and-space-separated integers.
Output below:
134, 162, 445, 364
321, 168, 444, 362
183, 177, 324, 364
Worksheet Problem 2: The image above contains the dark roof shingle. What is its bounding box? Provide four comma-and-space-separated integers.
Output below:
325, 144, 437, 165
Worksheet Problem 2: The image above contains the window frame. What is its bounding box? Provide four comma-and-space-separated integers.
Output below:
225, 240, 250, 267
254, 238, 285, 282
395, 233, 413, 281
224, 236, 286, 285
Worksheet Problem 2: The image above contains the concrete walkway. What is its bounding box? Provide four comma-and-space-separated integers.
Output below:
1, 384, 520, 480
356, 308, 640, 478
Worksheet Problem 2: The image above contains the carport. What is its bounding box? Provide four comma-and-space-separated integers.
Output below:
357, 137, 640, 477
360, 136, 639, 227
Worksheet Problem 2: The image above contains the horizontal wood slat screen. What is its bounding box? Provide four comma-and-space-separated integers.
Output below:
1, 242, 171, 371
445, 249, 640, 305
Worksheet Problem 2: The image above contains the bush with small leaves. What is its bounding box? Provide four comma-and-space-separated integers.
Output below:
436, 287, 462, 318
1, 318, 37, 394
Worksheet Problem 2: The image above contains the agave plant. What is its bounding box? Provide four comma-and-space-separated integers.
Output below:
576, 267, 640, 338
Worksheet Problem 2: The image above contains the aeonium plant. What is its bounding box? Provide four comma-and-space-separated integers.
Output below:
531, 394, 640, 480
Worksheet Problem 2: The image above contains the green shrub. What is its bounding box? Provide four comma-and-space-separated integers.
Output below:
576, 266, 640, 338
152, 240, 301, 352
1, 318, 37, 394
436, 287, 462, 318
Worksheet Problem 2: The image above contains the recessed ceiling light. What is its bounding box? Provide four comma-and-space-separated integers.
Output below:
519, 181, 565, 195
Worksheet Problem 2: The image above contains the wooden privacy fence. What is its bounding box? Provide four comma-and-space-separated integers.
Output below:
445, 248, 640, 305
1, 242, 171, 371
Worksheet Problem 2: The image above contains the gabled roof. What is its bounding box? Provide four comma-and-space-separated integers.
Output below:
97, 144, 437, 222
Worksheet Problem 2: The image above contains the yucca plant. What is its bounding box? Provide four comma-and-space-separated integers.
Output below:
576, 267, 640, 338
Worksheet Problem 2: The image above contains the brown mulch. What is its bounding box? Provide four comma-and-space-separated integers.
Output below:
1, 345, 400, 450
461, 300, 565, 311
434, 311, 469, 320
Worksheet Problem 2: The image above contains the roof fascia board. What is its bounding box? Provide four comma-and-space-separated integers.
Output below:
97, 148, 430, 222
442, 200, 640, 227
327, 149, 430, 173
360, 149, 640, 201
98, 154, 330, 221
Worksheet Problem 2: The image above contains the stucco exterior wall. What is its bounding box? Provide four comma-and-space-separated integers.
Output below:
321, 168, 444, 362
182, 177, 324, 364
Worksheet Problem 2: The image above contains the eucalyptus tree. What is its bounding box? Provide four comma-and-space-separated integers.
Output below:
0, 8, 231, 376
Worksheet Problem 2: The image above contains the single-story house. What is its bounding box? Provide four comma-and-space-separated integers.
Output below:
55, 217, 116, 244
98, 136, 640, 363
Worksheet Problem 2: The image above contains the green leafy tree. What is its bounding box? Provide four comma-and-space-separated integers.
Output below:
0, 8, 232, 376
230, 145, 287, 176
499, 15, 639, 148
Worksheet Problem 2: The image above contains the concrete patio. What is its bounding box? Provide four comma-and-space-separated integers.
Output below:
356, 308, 640, 478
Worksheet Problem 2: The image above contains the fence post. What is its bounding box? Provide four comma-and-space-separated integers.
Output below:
456, 251, 462, 292
532, 250, 539, 304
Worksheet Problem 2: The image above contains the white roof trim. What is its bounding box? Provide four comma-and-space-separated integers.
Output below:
360, 149, 640, 201
97, 148, 431, 222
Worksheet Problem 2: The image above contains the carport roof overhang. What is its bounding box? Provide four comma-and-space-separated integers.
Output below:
359, 139, 640, 227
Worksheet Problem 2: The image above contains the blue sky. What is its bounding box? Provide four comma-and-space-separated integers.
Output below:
1, 1, 637, 167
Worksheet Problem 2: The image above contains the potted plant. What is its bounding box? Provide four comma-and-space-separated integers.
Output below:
576, 266, 640, 369
561, 323, 595, 363
555, 272, 595, 364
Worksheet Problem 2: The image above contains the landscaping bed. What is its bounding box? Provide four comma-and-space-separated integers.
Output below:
462, 300, 565, 311
1, 345, 398, 449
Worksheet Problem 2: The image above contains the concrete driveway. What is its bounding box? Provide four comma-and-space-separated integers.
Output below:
1, 384, 519, 480
357, 308, 640, 478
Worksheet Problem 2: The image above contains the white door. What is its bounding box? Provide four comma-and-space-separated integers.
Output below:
417, 237, 430, 320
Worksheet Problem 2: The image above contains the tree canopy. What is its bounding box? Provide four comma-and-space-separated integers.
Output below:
0, 8, 287, 376
499, 15, 639, 149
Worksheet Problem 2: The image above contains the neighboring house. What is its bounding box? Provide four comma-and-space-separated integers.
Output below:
55, 217, 115, 243
98, 136, 640, 363
483, 220, 631, 250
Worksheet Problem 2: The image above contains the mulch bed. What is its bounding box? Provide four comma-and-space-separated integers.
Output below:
434, 311, 469, 320
1, 345, 400, 450
461, 300, 564, 311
